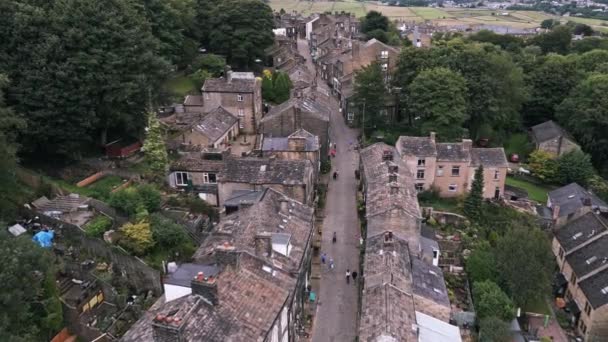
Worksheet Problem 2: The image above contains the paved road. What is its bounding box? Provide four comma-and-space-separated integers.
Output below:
298, 39, 361, 342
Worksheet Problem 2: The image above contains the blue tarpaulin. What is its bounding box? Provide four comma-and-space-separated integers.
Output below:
32, 230, 54, 248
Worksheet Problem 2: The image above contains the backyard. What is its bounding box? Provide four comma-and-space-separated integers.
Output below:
506, 176, 554, 203
163, 73, 197, 99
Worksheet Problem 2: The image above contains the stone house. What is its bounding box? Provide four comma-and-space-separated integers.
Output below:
168, 151, 226, 206
183, 95, 204, 113
396, 132, 509, 199
264, 36, 304, 71
168, 153, 314, 208
219, 157, 315, 208
261, 129, 321, 177
260, 96, 331, 161
531, 120, 579, 157
358, 143, 458, 341
552, 211, 608, 341
122, 188, 315, 342
172, 107, 239, 150
306, 13, 359, 60
202, 71, 262, 134
547, 183, 608, 228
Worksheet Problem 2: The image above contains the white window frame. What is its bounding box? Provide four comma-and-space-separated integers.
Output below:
203, 173, 217, 184
175, 172, 189, 186
416, 170, 425, 180
415, 183, 424, 192
448, 184, 457, 192
347, 112, 354, 121
381, 50, 388, 58
451, 166, 460, 177
237, 94, 243, 102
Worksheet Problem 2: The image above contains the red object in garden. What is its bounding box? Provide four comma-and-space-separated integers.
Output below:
105, 139, 142, 158
510, 153, 520, 163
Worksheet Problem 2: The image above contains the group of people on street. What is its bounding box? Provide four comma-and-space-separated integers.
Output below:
320, 253, 334, 270
321, 252, 358, 283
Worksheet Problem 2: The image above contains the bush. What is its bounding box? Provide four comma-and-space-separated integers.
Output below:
417, 187, 441, 203
556, 150, 595, 187
109, 184, 162, 217
320, 159, 331, 174
119, 221, 155, 255
187, 197, 219, 221
191, 54, 226, 76
149, 213, 189, 249
528, 150, 558, 182
109, 187, 141, 216
473, 280, 515, 321
85, 216, 113, 237
479, 317, 511, 342
137, 184, 162, 212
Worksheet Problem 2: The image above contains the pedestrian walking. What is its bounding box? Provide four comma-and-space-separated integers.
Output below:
329, 258, 334, 270
332, 231, 337, 243
321, 253, 326, 264
346, 269, 351, 284
334, 143, 337, 150
352, 271, 358, 282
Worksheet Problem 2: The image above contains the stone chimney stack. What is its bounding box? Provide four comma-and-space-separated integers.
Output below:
224, 65, 233, 82
152, 314, 185, 342
351, 40, 360, 59
552, 205, 561, 221
191, 272, 219, 305
214, 242, 240, 270
429, 132, 436, 143
462, 139, 473, 151
255, 232, 273, 257
288, 136, 307, 151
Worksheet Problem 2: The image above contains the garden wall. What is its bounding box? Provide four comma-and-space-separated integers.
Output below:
21, 208, 162, 296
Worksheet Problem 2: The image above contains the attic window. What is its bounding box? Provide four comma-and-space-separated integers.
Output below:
260, 165, 267, 172
602, 286, 608, 295
568, 194, 576, 199
573, 232, 583, 240
433, 288, 442, 294
586, 256, 598, 264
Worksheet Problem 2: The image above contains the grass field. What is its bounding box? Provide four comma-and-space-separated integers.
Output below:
505, 176, 554, 203
268, 1, 608, 31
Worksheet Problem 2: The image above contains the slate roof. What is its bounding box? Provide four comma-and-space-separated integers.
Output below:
32, 194, 90, 213
221, 157, 312, 185
548, 183, 607, 218
396, 136, 437, 157
531, 120, 570, 143
170, 155, 225, 173
193, 107, 238, 143
411, 258, 450, 307
164, 263, 220, 288
194, 188, 314, 273
223, 190, 265, 208
436, 143, 470, 162
262, 97, 330, 123
565, 235, 608, 278
202, 73, 256, 93
578, 269, 608, 309
184, 95, 204, 107
262, 129, 320, 152
471, 148, 508, 167
555, 212, 608, 252
121, 263, 290, 342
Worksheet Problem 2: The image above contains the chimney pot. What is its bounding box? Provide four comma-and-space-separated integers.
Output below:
462, 139, 473, 151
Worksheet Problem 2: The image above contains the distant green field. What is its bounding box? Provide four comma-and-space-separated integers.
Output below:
267, 2, 608, 31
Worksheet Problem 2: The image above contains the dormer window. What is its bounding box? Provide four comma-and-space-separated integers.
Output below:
384, 231, 393, 242
237, 94, 243, 102
417, 158, 425, 166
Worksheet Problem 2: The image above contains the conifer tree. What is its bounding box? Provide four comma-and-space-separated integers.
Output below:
143, 112, 168, 182
465, 165, 484, 220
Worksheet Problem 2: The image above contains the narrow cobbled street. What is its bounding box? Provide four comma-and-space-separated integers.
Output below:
297, 39, 361, 342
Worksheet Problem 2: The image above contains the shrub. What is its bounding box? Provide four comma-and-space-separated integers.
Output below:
149, 213, 189, 249
109, 184, 162, 217
556, 150, 595, 186
109, 187, 141, 216
528, 150, 558, 182
320, 159, 331, 174
473, 280, 515, 321
119, 221, 155, 255
137, 184, 162, 212
479, 317, 511, 342
84, 216, 113, 237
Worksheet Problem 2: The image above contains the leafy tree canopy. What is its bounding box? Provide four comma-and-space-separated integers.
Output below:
354, 62, 387, 136
361, 11, 389, 34
556, 150, 595, 187
473, 280, 515, 321
479, 316, 512, 342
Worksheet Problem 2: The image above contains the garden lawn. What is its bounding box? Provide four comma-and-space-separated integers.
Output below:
164, 74, 197, 98
419, 196, 463, 214
505, 176, 553, 203
524, 297, 551, 316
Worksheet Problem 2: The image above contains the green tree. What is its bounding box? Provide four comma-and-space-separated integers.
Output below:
143, 112, 169, 182
0, 75, 26, 221
573, 23, 594, 37
262, 71, 275, 102
528, 150, 558, 182
408, 67, 468, 140
540, 19, 559, 29
361, 10, 389, 34
577, 49, 608, 73
109, 187, 143, 216
2, 0, 169, 158
366, 29, 389, 44
354, 62, 386, 136
191, 53, 226, 76
529, 25, 572, 54
272, 71, 292, 104
479, 317, 512, 342
522, 54, 580, 125
0, 233, 63, 341
557, 74, 608, 175
137, 184, 162, 212
149, 213, 194, 258
572, 37, 608, 54
466, 242, 499, 284
473, 280, 515, 321
588, 175, 608, 203
207, 0, 274, 68
468, 30, 524, 51
120, 220, 155, 255
495, 227, 554, 307
464, 165, 484, 220
556, 150, 595, 186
